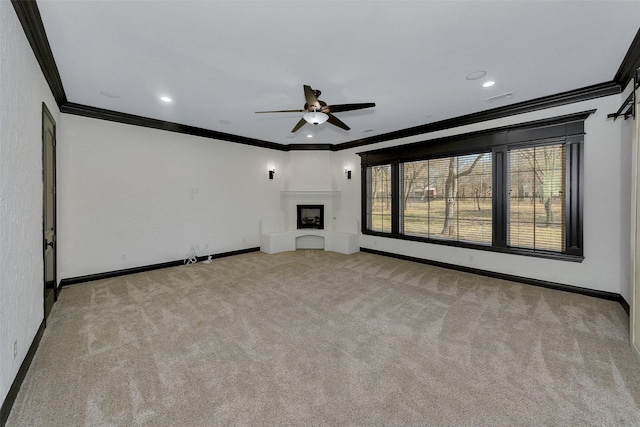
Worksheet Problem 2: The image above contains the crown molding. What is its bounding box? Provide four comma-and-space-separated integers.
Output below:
287, 143, 334, 151
61, 103, 289, 151
11, 0, 67, 106
356, 110, 596, 159
61, 83, 620, 153
614, 28, 640, 88
333, 82, 620, 151
12, 1, 630, 152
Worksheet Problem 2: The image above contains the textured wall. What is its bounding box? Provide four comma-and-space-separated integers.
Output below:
0, 2, 60, 404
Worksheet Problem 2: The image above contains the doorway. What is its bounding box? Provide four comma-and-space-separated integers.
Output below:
42, 103, 57, 321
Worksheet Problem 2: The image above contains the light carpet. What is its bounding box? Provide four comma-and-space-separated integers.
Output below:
7, 250, 640, 426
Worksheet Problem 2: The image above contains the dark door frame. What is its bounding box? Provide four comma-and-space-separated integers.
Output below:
42, 102, 57, 321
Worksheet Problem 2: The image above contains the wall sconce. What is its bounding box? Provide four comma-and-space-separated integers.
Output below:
269, 168, 275, 180
345, 168, 352, 180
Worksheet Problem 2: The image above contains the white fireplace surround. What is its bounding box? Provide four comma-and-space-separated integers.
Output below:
260, 191, 359, 254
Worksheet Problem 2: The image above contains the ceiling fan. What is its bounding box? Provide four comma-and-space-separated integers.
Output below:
256, 85, 375, 132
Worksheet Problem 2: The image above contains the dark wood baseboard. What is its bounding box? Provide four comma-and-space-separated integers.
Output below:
1, 320, 46, 427
360, 247, 630, 314
59, 247, 260, 287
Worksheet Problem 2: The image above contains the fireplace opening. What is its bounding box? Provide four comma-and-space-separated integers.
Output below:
297, 205, 324, 229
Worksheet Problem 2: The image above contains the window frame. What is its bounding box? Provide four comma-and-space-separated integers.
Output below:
358, 111, 592, 262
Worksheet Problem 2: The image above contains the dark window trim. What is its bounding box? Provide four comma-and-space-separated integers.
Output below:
359, 111, 593, 262
391, 161, 400, 235
565, 136, 584, 255
362, 231, 584, 263
358, 111, 593, 163
492, 146, 508, 247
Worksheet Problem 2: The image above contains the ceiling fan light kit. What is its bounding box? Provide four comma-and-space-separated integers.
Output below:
303, 111, 329, 125
256, 85, 375, 133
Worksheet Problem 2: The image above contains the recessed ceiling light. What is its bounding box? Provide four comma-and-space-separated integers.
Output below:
219, 120, 231, 124
99, 91, 120, 99
362, 129, 374, 133
307, 134, 313, 138
466, 71, 487, 81
160, 96, 172, 103
482, 81, 496, 88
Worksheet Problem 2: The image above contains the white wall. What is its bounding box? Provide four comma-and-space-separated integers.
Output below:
0, 1, 61, 405
58, 123, 372, 278
332, 94, 630, 297
58, 115, 286, 279
283, 151, 336, 191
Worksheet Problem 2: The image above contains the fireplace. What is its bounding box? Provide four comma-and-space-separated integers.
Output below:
297, 205, 324, 229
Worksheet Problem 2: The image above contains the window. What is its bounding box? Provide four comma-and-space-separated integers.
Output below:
508, 143, 565, 252
359, 112, 589, 261
401, 154, 492, 244
366, 164, 393, 233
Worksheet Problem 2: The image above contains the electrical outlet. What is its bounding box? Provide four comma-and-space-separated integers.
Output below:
13, 340, 17, 359
121, 253, 127, 261
194, 244, 200, 251
204, 244, 209, 252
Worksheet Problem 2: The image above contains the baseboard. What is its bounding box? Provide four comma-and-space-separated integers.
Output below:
361, 247, 628, 310
1, 320, 45, 427
59, 247, 260, 287
619, 296, 631, 316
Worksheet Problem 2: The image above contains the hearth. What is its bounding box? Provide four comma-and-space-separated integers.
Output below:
297, 205, 324, 229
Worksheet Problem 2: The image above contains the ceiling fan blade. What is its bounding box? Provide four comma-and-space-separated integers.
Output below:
327, 102, 376, 113
291, 118, 307, 133
327, 113, 350, 131
303, 85, 321, 110
255, 109, 305, 113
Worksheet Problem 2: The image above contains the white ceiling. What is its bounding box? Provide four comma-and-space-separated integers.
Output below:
37, 1, 640, 146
